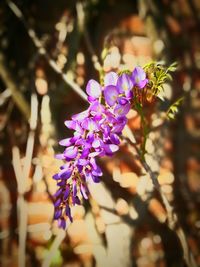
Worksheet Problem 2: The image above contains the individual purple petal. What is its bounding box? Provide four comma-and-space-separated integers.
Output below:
54, 198, 62, 208
132, 66, 148, 89
72, 196, 81, 205
63, 186, 70, 200
60, 163, 70, 170
64, 120, 83, 133
53, 173, 60, 180
55, 154, 65, 160
81, 148, 90, 158
54, 188, 63, 198
117, 73, 133, 95
86, 132, 95, 143
59, 138, 72, 147
80, 184, 89, 199
58, 168, 72, 179
118, 96, 128, 105
57, 180, 66, 186
65, 205, 73, 222
86, 79, 102, 99
138, 78, 148, 88
104, 71, 118, 86
114, 102, 131, 117
78, 158, 89, 166
72, 180, 77, 197
64, 120, 76, 129
64, 146, 78, 159
92, 165, 103, 176
54, 209, 62, 220
58, 218, 66, 229
104, 85, 119, 106
72, 110, 89, 122
91, 175, 101, 183
110, 133, 120, 145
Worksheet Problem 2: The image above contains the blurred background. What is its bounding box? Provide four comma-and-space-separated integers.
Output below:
0, 0, 200, 266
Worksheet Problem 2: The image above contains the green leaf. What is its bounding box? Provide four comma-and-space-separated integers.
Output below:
144, 61, 177, 97
166, 97, 184, 120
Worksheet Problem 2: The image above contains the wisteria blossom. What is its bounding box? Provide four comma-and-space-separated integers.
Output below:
53, 66, 148, 229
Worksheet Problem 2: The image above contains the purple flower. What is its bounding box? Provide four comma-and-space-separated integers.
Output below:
86, 79, 102, 101
64, 146, 78, 159
104, 71, 118, 86
104, 85, 119, 106
132, 67, 148, 88
117, 73, 133, 97
53, 66, 149, 228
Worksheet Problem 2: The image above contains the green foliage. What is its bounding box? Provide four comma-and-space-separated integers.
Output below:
144, 61, 177, 97
166, 97, 184, 120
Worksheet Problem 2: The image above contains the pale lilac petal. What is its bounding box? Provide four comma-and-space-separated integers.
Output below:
90, 101, 105, 117
64, 120, 83, 133
55, 154, 65, 160
86, 79, 102, 99
117, 73, 133, 94
104, 85, 119, 106
72, 110, 89, 122
64, 146, 78, 159
92, 165, 103, 176
78, 158, 89, 166
104, 71, 118, 86
92, 139, 101, 148
138, 78, 148, 88
132, 67, 148, 89
104, 144, 119, 154
59, 138, 71, 146
114, 102, 131, 117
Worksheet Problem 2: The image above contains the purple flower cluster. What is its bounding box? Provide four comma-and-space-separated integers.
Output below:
53, 67, 148, 229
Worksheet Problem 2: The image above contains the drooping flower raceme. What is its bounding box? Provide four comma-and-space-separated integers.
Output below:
53, 66, 148, 229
